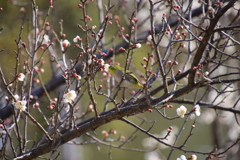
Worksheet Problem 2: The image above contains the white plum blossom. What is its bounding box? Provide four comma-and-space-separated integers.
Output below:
194, 104, 201, 116
14, 100, 27, 111
104, 64, 110, 72
63, 90, 77, 103
176, 105, 187, 118
147, 35, 152, 41
98, 59, 105, 66
62, 39, 70, 47
191, 154, 197, 160
92, 25, 96, 29
102, 72, 107, 77
33, 102, 39, 108
177, 155, 187, 160
75, 74, 81, 80
5, 96, 9, 101
135, 43, 141, 48
14, 94, 20, 101
17, 73, 25, 81
73, 73, 81, 80
73, 35, 81, 43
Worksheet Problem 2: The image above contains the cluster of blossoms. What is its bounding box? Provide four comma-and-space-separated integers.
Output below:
190, 104, 201, 120
13, 95, 27, 112
87, 55, 105, 69
86, 54, 107, 73
176, 105, 201, 119
13, 73, 31, 111
47, 98, 58, 110
63, 90, 77, 103
62, 70, 82, 81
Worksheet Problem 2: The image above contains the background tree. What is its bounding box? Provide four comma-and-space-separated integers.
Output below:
0, 0, 240, 159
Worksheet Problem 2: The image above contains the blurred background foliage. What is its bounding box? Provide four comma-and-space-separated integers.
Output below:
0, 0, 218, 160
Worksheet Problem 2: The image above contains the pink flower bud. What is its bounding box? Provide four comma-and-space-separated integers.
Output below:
148, 109, 153, 113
